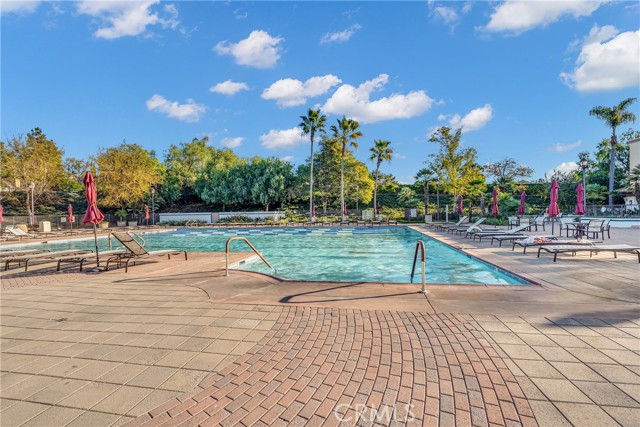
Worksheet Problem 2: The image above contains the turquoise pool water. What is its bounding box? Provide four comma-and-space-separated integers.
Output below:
8, 227, 528, 285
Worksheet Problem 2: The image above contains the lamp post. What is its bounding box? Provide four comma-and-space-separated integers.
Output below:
151, 188, 156, 225
28, 182, 35, 226
580, 156, 588, 215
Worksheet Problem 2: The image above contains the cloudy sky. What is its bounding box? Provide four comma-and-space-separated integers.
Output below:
2, 1, 639, 182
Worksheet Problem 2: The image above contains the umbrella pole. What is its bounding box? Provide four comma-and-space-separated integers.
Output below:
93, 224, 100, 266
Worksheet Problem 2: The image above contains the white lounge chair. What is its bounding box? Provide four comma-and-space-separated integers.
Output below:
4, 249, 93, 271
537, 244, 640, 262
106, 231, 187, 272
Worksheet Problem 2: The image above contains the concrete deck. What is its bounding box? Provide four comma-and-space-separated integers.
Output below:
1, 226, 638, 426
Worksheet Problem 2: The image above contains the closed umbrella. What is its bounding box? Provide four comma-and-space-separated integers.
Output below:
311, 203, 316, 217
575, 183, 585, 215
83, 172, 105, 266
517, 191, 526, 215
144, 204, 150, 225
0, 204, 3, 224
376, 201, 381, 215
456, 196, 463, 215
491, 188, 500, 217
67, 204, 75, 231
548, 180, 560, 234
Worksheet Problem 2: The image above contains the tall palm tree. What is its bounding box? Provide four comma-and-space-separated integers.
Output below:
299, 108, 327, 218
369, 139, 393, 218
331, 116, 363, 219
627, 164, 640, 205
589, 97, 637, 205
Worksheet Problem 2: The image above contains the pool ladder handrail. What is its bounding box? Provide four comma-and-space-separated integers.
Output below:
410, 240, 427, 293
225, 237, 275, 277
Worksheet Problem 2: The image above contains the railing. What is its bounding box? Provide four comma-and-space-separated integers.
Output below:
410, 240, 427, 293
225, 237, 275, 277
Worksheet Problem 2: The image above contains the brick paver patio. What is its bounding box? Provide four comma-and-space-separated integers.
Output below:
1, 227, 639, 426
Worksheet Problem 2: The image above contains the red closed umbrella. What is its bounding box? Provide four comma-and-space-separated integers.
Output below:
491, 188, 500, 216
456, 196, 463, 215
0, 204, 3, 223
575, 183, 585, 215
83, 172, 105, 266
67, 204, 75, 231
144, 204, 150, 224
376, 201, 381, 215
311, 203, 316, 217
342, 201, 347, 216
548, 180, 560, 234
517, 191, 526, 215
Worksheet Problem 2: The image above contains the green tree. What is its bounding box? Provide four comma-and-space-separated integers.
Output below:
299, 108, 327, 217
426, 127, 480, 199
369, 139, 393, 216
195, 148, 241, 210
0, 128, 65, 216
331, 116, 363, 218
164, 136, 214, 206
95, 143, 163, 211
483, 157, 534, 192
247, 157, 294, 210
589, 97, 637, 205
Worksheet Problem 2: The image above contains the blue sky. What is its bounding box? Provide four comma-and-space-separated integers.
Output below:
2, 1, 639, 183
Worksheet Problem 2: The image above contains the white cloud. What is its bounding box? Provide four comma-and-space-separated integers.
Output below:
262, 75, 341, 107
548, 162, 579, 177
209, 80, 249, 96
260, 127, 306, 149
322, 74, 433, 123
76, 0, 178, 40
449, 104, 493, 132
214, 30, 283, 68
320, 24, 362, 44
393, 153, 407, 160
1, 1, 40, 15
560, 25, 640, 92
432, 6, 458, 24
485, 1, 604, 34
220, 137, 243, 148
281, 155, 295, 162
146, 94, 206, 122
437, 114, 448, 121
550, 140, 582, 153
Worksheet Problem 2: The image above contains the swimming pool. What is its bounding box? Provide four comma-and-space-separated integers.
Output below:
8, 227, 529, 285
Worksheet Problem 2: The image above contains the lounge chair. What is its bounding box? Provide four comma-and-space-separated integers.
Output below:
5, 227, 39, 240
537, 244, 640, 262
510, 237, 592, 253
434, 216, 468, 231
471, 223, 532, 241
56, 249, 127, 271
4, 249, 93, 271
106, 231, 187, 272
0, 249, 50, 259
448, 217, 485, 234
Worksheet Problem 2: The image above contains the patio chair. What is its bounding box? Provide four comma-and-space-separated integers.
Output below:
507, 217, 520, 229
537, 244, 640, 262
532, 216, 546, 232
585, 219, 606, 239
4, 249, 93, 271
559, 218, 577, 237
107, 231, 187, 272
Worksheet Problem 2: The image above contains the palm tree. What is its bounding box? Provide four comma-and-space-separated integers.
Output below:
627, 164, 640, 205
589, 97, 637, 205
369, 139, 393, 218
331, 116, 363, 219
299, 108, 327, 218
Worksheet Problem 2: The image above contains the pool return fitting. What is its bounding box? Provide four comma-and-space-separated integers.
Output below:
225, 237, 275, 277
410, 240, 427, 293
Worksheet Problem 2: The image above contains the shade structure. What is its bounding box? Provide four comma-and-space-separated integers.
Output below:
575, 182, 585, 215
0, 204, 3, 223
456, 196, 463, 215
83, 172, 105, 267
517, 191, 526, 215
144, 204, 150, 220
67, 204, 75, 231
548, 180, 560, 234
491, 188, 500, 216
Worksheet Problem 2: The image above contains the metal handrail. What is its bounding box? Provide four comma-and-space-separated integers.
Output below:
410, 240, 427, 293
225, 237, 274, 277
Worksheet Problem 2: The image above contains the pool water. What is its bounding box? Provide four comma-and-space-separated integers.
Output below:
11, 227, 528, 285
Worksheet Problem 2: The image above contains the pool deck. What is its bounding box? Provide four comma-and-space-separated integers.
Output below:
1, 225, 639, 426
